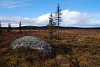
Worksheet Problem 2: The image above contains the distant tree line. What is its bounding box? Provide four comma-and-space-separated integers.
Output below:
0, 21, 22, 34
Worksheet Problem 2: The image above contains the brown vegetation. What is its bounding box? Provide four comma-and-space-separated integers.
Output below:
0, 29, 100, 67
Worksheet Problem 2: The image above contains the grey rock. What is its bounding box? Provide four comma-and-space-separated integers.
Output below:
10, 36, 51, 56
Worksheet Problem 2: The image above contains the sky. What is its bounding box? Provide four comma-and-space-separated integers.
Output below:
0, 0, 100, 27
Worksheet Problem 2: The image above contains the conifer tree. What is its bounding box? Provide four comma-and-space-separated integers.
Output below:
0, 21, 1, 27
19, 22, 22, 33
48, 13, 56, 45
0, 21, 2, 35
55, 3, 62, 39
8, 23, 11, 32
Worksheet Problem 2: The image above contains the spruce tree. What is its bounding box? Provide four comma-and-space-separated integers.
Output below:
8, 23, 11, 32
19, 22, 22, 33
48, 13, 56, 45
0, 21, 2, 35
0, 21, 1, 27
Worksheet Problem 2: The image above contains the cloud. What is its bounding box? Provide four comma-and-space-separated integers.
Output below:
0, 9, 100, 27
61, 9, 89, 26
74, 19, 100, 27
0, 13, 50, 27
0, 0, 31, 8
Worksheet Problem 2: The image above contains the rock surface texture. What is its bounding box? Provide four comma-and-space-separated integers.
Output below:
10, 36, 51, 56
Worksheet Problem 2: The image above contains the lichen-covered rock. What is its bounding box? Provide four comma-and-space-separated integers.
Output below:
10, 36, 51, 56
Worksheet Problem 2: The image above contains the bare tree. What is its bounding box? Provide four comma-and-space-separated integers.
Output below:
55, 3, 62, 39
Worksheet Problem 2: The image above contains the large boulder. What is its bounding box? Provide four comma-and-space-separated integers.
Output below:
10, 36, 52, 56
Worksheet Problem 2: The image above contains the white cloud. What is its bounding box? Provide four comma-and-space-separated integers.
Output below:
0, 9, 100, 27
34, 13, 50, 26
0, 0, 30, 8
0, 13, 50, 27
61, 9, 89, 26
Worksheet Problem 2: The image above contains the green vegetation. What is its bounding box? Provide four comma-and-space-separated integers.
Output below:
46, 13, 56, 45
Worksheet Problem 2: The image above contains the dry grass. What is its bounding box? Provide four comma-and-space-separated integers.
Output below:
0, 29, 100, 67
